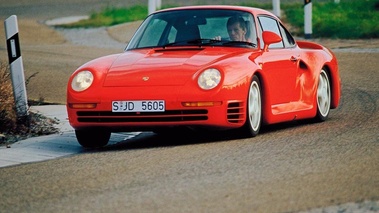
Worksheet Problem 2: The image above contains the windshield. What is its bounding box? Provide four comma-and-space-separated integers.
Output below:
126, 9, 257, 50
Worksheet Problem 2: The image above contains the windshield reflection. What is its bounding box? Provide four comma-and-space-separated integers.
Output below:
127, 9, 257, 50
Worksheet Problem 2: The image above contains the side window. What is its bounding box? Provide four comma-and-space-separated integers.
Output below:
279, 23, 296, 47
258, 16, 284, 49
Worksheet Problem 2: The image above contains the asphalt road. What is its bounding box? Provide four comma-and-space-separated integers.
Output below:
0, 0, 378, 212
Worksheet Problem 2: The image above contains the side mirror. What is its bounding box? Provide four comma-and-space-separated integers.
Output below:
262, 31, 282, 52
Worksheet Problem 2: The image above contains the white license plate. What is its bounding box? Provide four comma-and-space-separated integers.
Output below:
112, 100, 165, 112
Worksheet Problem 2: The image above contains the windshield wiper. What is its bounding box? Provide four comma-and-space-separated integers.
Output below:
163, 39, 222, 48
162, 39, 255, 48
193, 39, 256, 48
163, 41, 188, 48
187, 39, 223, 45
221, 41, 256, 47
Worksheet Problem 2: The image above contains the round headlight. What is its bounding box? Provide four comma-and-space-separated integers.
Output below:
198, 68, 221, 90
71, 70, 94, 92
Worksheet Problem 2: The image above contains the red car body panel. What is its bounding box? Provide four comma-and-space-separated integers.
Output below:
67, 5, 341, 132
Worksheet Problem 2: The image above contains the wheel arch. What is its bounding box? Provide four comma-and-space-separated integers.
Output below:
250, 70, 271, 126
321, 64, 341, 109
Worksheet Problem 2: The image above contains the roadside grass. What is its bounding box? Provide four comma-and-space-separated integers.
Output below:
284, 0, 379, 38
61, 5, 148, 28
60, 0, 378, 39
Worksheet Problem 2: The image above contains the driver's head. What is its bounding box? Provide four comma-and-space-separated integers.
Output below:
227, 17, 247, 41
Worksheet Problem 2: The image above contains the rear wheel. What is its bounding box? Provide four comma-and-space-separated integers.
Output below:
75, 129, 111, 148
243, 75, 262, 137
315, 69, 331, 121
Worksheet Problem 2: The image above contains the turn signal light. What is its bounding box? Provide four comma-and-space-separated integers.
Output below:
182, 101, 222, 107
69, 103, 97, 109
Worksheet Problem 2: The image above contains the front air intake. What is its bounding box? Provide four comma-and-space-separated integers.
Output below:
76, 109, 208, 123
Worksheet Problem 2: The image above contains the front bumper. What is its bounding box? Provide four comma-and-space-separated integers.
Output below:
67, 100, 246, 131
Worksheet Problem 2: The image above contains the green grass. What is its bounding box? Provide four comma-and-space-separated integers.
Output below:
61, 1, 379, 38
62, 5, 148, 28
284, 0, 379, 38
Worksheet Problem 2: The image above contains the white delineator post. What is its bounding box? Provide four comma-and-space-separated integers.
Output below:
4, 15, 28, 118
156, 0, 161, 10
148, 0, 161, 15
148, 0, 156, 15
304, 0, 312, 39
272, 0, 281, 18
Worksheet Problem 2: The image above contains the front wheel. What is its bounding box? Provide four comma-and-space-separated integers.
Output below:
315, 69, 331, 121
75, 129, 111, 148
243, 75, 262, 137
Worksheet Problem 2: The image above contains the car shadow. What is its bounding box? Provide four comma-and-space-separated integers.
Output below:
91, 119, 318, 152
101, 128, 244, 151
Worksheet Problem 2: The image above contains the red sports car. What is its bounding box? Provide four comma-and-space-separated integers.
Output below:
67, 5, 341, 148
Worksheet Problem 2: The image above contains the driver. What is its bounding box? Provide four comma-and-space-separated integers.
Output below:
214, 16, 248, 41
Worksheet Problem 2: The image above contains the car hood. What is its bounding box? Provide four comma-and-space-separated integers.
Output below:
103, 47, 247, 87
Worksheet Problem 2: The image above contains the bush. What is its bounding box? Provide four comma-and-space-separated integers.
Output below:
0, 62, 17, 134
0, 61, 59, 144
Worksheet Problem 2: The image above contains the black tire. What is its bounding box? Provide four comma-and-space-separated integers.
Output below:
75, 129, 111, 148
315, 69, 331, 121
243, 75, 262, 137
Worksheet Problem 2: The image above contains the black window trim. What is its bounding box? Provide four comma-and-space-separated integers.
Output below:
257, 15, 287, 49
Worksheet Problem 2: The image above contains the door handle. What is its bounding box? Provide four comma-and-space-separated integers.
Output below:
290, 56, 299, 62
